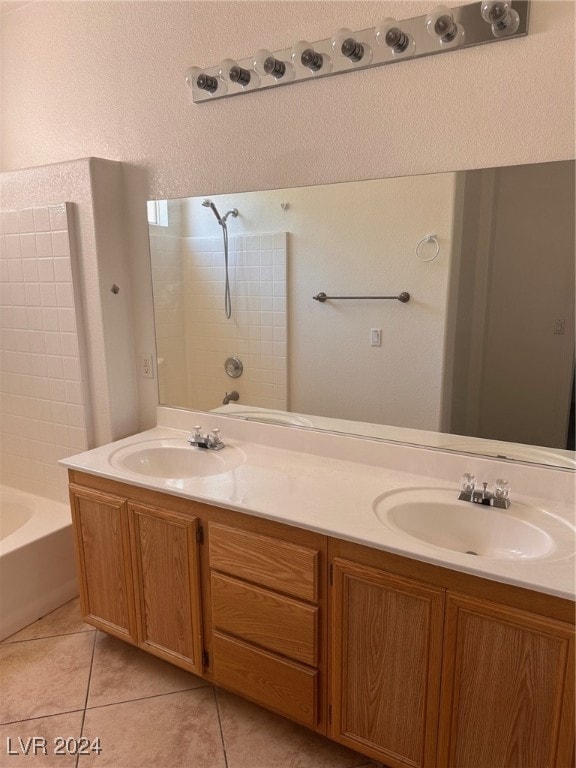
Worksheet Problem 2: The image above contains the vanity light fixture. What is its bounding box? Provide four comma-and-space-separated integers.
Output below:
375, 18, 416, 58
426, 5, 465, 46
185, 1, 529, 103
480, 0, 520, 36
292, 40, 332, 73
331, 29, 372, 65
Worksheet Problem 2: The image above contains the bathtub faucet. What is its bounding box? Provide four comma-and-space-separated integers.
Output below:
222, 391, 239, 405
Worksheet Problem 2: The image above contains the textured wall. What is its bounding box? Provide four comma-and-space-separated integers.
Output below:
1, 1, 574, 194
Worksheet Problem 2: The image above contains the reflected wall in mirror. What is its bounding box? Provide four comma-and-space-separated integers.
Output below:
148, 160, 575, 468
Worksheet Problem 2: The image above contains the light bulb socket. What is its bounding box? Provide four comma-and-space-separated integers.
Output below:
263, 56, 287, 78
341, 38, 365, 62
197, 73, 219, 93
434, 14, 458, 42
481, 1, 520, 36
385, 27, 410, 54
228, 65, 252, 86
300, 48, 324, 71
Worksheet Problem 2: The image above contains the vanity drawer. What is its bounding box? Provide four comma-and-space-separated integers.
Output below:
208, 523, 319, 602
211, 572, 318, 666
212, 631, 318, 728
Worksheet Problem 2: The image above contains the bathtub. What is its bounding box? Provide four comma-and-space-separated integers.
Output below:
0, 487, 78, 641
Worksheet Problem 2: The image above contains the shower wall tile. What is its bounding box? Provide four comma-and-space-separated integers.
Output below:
184, 233, 288, 412
0, 203, 90, 502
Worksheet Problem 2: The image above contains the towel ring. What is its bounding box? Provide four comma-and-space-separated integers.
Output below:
415, 234, 440, 262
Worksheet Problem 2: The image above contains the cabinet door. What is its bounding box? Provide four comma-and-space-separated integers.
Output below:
330, 558, 445, 768
129, 503, 203, 675
70, 484, 137, 643
438, 592, 575, 768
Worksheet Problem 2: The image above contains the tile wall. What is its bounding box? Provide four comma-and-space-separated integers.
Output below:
150, 229, 288, 413
183, 233, 287, 412
0, 204, 90, 501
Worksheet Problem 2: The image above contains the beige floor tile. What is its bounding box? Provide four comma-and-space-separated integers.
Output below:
0, 633, 94, 724
79, 688, 226, 768
0, 711, 84, 767
86, 631, 208, 709
216, 690, 370, 768
2, 599, 92, 644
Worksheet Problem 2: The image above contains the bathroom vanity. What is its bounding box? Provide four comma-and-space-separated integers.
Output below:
63, 411, 575, 768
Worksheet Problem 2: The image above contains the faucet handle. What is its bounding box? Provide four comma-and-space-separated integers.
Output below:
194, 425, 203, 437
458, 473, 476, 501
208, 428, 224, 449
461, 473, 476, 494
494, 479, 511, 500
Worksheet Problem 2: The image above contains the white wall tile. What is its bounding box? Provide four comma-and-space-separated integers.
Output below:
33, 207, 51, 232
51, 231, 70, 257
40, 283, 58, 306
20, 233, 37, 259
0, 202, 89, 501
42, 307, 60, 331
36, 232, 53, 258
2, 211, 20, 235
22, 259, 39, 282
18, 208, 36, 233
5, 234, 21, 258
49, 204, 68, 231
38, 258, 55, 281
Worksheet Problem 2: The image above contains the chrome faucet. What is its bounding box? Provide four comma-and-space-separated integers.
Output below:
187, 426, 225, 450
458, 474, 511, 509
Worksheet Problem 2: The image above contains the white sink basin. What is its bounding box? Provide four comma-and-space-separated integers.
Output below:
109, 439, 246, 479
373, 488, 574, 561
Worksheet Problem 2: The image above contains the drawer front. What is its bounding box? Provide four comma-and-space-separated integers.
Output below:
208, 523, 318, 602
212, 631, 318, 728
211, 572, 318, 666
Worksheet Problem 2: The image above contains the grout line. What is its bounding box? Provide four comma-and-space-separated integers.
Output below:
212, 687, 229, 768
82, 683, 213, 713
0, 709, 85, 727
1, 628, 95, 646
76, 629, 97, 768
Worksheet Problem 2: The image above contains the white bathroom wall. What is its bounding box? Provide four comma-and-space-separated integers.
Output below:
1, 1, 574, 431
0, 203, 90, 500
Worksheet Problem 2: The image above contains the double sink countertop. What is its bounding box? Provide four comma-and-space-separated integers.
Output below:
61, 408, 576, 602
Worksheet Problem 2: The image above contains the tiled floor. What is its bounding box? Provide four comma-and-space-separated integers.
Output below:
0, 600, 378, 768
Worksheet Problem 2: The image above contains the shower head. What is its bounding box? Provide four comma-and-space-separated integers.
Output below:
202, 198, 223, 225
202, 199, 238, 226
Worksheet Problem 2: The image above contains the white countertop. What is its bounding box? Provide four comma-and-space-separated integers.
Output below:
61, 409, 576, 601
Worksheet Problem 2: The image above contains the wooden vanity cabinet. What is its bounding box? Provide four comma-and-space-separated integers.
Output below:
128, 502, 203, 674
329, 538, 575, 768
69, 475, 205, 674
438, 592, 575, 768
70, 484, 138, 644
329, 557, 445, 768
204, 515, 327, 731
69, 473, 574, 767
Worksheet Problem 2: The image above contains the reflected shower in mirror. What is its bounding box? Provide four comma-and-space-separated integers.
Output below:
148, 160, 575, 468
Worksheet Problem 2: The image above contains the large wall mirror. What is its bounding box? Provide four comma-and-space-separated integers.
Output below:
148, 160, 575, 469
